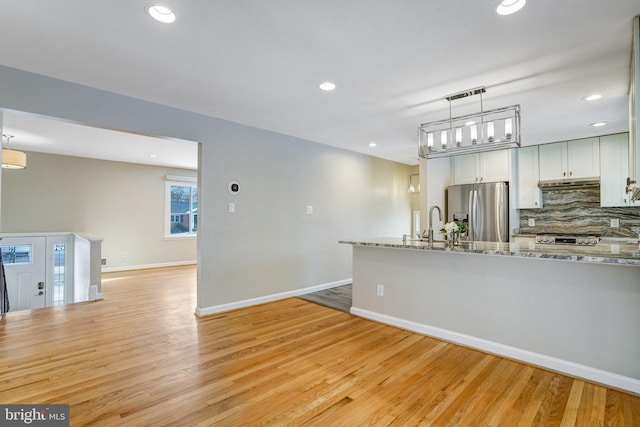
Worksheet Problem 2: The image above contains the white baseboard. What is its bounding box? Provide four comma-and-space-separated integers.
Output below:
195, 278, 352, 317
101, 260, 196, 273
351, 307, 640, 396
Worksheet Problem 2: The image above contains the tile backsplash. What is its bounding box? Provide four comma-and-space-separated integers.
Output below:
518, 186, 640, 238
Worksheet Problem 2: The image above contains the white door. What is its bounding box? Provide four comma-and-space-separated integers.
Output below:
1, 236, 46, 312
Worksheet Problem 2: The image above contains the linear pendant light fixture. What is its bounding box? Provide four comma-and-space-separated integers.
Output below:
2, 134, 27, 169
418, 86, 521, 159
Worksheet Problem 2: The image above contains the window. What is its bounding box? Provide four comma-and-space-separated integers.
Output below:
0, 244, 32, 265
52, 242, 65, 306
165, 176, 197, 237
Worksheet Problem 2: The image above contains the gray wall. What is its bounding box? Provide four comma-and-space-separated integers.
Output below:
1, 151, 197, 270
0, 65, 413, 311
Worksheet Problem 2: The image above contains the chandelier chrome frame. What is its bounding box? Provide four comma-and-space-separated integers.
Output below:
418, 87, 521, 159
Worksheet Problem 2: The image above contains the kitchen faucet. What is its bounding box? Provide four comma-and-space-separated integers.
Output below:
424, 205, 442, 243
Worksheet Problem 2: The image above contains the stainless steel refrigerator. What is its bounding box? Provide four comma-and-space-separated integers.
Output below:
447, 182, 509, 242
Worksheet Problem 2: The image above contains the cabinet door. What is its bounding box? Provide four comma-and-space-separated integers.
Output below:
567, 137, 600, 179
538, 142, 567, 181
451, 153, 478, 184
516, 146, 542, 209
479, 150, 510, 183
600, 134, 630, 207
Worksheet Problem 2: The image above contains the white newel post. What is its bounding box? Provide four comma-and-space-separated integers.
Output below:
74, 233, 104, 302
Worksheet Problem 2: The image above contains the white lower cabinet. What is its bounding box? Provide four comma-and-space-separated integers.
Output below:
516, 146, 542, 209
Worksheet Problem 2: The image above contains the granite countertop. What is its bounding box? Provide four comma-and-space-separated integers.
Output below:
338, 237, 640, 266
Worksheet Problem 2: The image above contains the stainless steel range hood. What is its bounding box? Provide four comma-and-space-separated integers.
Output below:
538, 178, 600, 189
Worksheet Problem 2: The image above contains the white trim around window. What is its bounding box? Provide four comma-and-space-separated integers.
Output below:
165, 176, 198, 239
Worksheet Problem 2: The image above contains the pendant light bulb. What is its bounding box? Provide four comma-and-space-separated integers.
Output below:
470, 125, 478, 144
487, 122, 495, 142
455, 127, 463, 147
427, 133, 434, 151
505, 118, 513, 140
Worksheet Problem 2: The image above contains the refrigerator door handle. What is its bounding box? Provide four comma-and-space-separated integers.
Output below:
468, 190, 474, 239
471, 189, 479, 241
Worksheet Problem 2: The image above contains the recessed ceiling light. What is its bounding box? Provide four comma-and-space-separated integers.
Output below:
496, 0, 526, 16
149, 154, 158, 158
590, 121, 607, 127
147, 5, 176, 23
368, 142, 377, 147
582, 94, 602, 101
319, 82, 336, 91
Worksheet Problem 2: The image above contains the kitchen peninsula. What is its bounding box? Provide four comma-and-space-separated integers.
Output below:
339, 237, 640, 394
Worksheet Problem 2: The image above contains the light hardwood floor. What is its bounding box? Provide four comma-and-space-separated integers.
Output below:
1, 265, 639, 426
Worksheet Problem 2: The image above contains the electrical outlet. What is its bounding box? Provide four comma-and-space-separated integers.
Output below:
528, 218, 535, 227
306, 205, 314, 215
376, 284, 384, 296
611, 218, 619, 228
101, 258, 107, 266
228, 202, 236, 213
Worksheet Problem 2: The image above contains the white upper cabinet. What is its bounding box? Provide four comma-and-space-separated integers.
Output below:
516, 146, 542, 209
538, 142, 566, 181
451, 150, 510, 185
451, 153, 478, 184
567, 137, 600, 179
539, 138, 600, 181
600, 133, 639, 207
481, 150, 511, 183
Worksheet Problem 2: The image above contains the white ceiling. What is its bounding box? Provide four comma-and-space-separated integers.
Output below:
0, 0, 639, 168
3, 112, 198, 170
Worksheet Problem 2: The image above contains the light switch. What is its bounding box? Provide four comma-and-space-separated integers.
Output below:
611, 218, 619, 228
228, 202, 236, 213
306, 205, 314, 215
528, 218, 535, 227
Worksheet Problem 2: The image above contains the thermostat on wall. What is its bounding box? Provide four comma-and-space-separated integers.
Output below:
228, 181, 240, 194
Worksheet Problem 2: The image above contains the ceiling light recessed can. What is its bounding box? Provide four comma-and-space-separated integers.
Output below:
319, 82, 336, 91
496, 0, 526, 16
368, 142, 377, 147
590, 121, 607, 127
147, 5, 176, 23
582, 94, 602, 101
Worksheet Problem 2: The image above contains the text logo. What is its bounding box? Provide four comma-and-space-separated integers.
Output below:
1, 405, 69, 426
